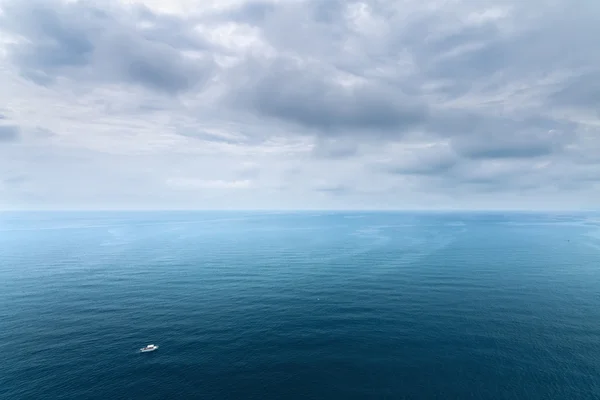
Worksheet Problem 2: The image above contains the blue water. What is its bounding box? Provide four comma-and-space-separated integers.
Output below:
1, 211, 600, 399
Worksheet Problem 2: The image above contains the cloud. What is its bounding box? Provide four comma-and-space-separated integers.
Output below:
2, 174, 28, 186
0, 0, 599, 210
378, 145, 459, 176
314, 183, 353, 196
550, 71, 600, 111
175, 128, 249, 145
0, 0, 215, 93
229, 56, 427, 135
451, 129, 573, 160
311, 138, 359, 159
167, 178, 253, 190
0, 125, 21, 142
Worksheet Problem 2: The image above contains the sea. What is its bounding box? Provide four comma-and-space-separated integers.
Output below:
1, 211, 600, 399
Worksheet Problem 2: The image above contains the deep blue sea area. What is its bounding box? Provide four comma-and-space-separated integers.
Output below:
1, 211, 600, 399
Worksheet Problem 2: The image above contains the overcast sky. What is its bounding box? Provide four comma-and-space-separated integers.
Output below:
0, 0, 598, 210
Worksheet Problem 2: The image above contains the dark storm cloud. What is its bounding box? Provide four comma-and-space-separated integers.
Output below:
0, 125, 21, 142
0, 0, 214, 93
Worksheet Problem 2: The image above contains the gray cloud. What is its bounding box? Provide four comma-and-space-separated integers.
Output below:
311, 138, 359, 159
0, 125, 21, 142
550, 71, 600, 111
0, 0, 599, 209
216, 1, 277, 24
217, 0, 594, 152
32, 127, 57, 139
451, 129, 573, 160
230, 56, 427, 135
176, 128, 243, 145
2, 174, 28, 186
371, 143, 459, 176
0, 0, 214, 93
402, 160, 546, 197
381, 157, 458, 177
314, 183, 353, 196
424, 110, 578, 160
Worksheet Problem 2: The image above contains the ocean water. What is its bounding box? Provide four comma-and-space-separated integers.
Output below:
1, 211, 600, 399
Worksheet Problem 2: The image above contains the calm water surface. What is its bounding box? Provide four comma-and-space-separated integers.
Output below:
1, 211, 600, 399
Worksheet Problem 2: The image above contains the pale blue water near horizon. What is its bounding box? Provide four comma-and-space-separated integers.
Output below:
1, 211, 600, 399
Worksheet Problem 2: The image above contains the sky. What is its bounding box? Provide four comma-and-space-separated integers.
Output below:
0, 0, 598, 210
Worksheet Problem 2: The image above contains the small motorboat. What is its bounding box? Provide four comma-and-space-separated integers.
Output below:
140, 344, 159, 353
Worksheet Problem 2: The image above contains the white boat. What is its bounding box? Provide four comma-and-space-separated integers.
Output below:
140, 344, 159, 353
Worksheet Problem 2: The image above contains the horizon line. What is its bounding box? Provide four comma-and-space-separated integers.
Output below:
0, 208, 597, 213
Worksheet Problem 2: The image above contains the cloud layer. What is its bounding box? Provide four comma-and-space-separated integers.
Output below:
0, 125, 20, 142
0, 0, 598, 210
